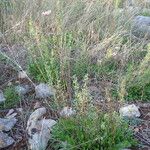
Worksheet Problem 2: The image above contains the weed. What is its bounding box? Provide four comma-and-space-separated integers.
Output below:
51, 112, 137, 150
0, 86, 21, 109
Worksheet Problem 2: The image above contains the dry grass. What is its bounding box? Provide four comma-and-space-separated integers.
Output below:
0, 0, 150, 105
1, 1, 150, 149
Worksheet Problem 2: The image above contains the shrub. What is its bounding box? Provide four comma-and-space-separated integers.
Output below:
51, 112, 137, 150
0, 86, 21, 109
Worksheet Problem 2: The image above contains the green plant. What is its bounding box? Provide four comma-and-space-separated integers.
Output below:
27, 35, 60, 85
0, 86, 21, 109
126, 83, 150, 101
51, 112, 137, 150
72, 75, 92, 114
140, 11, 150, 17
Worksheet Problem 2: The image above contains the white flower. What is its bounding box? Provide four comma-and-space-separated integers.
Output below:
42, 10, 51, 16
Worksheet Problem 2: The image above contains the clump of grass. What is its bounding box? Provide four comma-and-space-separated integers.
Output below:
2, 1, 149, 148
0, 86, 21, 109
51, 112, 137, 150
49, 75, 137, 149
1, 0, 150, 102
126, 83, 150, 101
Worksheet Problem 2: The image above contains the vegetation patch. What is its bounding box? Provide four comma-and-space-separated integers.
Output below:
0, 86, 21, 109
51, 112, 137, 150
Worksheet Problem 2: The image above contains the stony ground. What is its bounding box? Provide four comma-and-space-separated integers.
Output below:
0, 51, 149, 150
1, 1, 150, 149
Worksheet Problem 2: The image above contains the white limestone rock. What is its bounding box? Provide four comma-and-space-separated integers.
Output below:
6, 109, 15, 117
18, 71, 27, 79
27, 107, 57, 150
0, 132, 15, 148
35, 83, 55, 98
6, 113, 17, 119
6, 109, 17, 119
119, 104, 141, 118
15, 85, 30, 95
0, 118, 17, 131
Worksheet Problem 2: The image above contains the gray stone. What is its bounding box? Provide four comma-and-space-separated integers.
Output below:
119, 104, 141, 118
0, 132, 14, 148
16, 108, 23, 113
6, 109, 15, 117
6, 113, 17, 119
18, 71, 28, 79
0, 118, 17, 131
15, 85, 30, 95
27, 107, 57, 150
0, 90, 5, 103
35, 83, 55, 98
27, 107, 46, 122
132, 16, 150, 38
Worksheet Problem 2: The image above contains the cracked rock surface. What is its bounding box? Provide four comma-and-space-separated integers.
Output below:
0, 132, 15, 148
27, 107, 57, 150
0, 118, 17, 131
0, 113, 17, 148
119, 104, 141, 118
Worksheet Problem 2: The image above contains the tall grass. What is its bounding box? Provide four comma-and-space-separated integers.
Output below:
2, 0, 150, 148
0, 0, 149, 119
1, 0, 150, 102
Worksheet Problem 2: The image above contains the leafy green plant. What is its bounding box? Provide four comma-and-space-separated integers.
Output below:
126, 83, 150, 101
27, 37, 60, 85
0, 86, 21, 109
51, 112, 137, 150
28, 57, 60, 84
72, 56, 90, 79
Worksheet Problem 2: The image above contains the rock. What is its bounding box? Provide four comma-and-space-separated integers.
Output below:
15, 85, 30, 95
16, 108, 23, 113
27, 108, 46, 122
0, 110, 17, 148
119, 104, 141, 118
0, 132, 15, 148
132, 16, 150, 38
27, 107, 57, 150
60, 107, 76, 117
0, 118, 17, 131
6, 109, 15, 117
35, 83, 55, 98
18, 71, 27, 79
0, 90, 5, 103
6, 113, 17, 119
